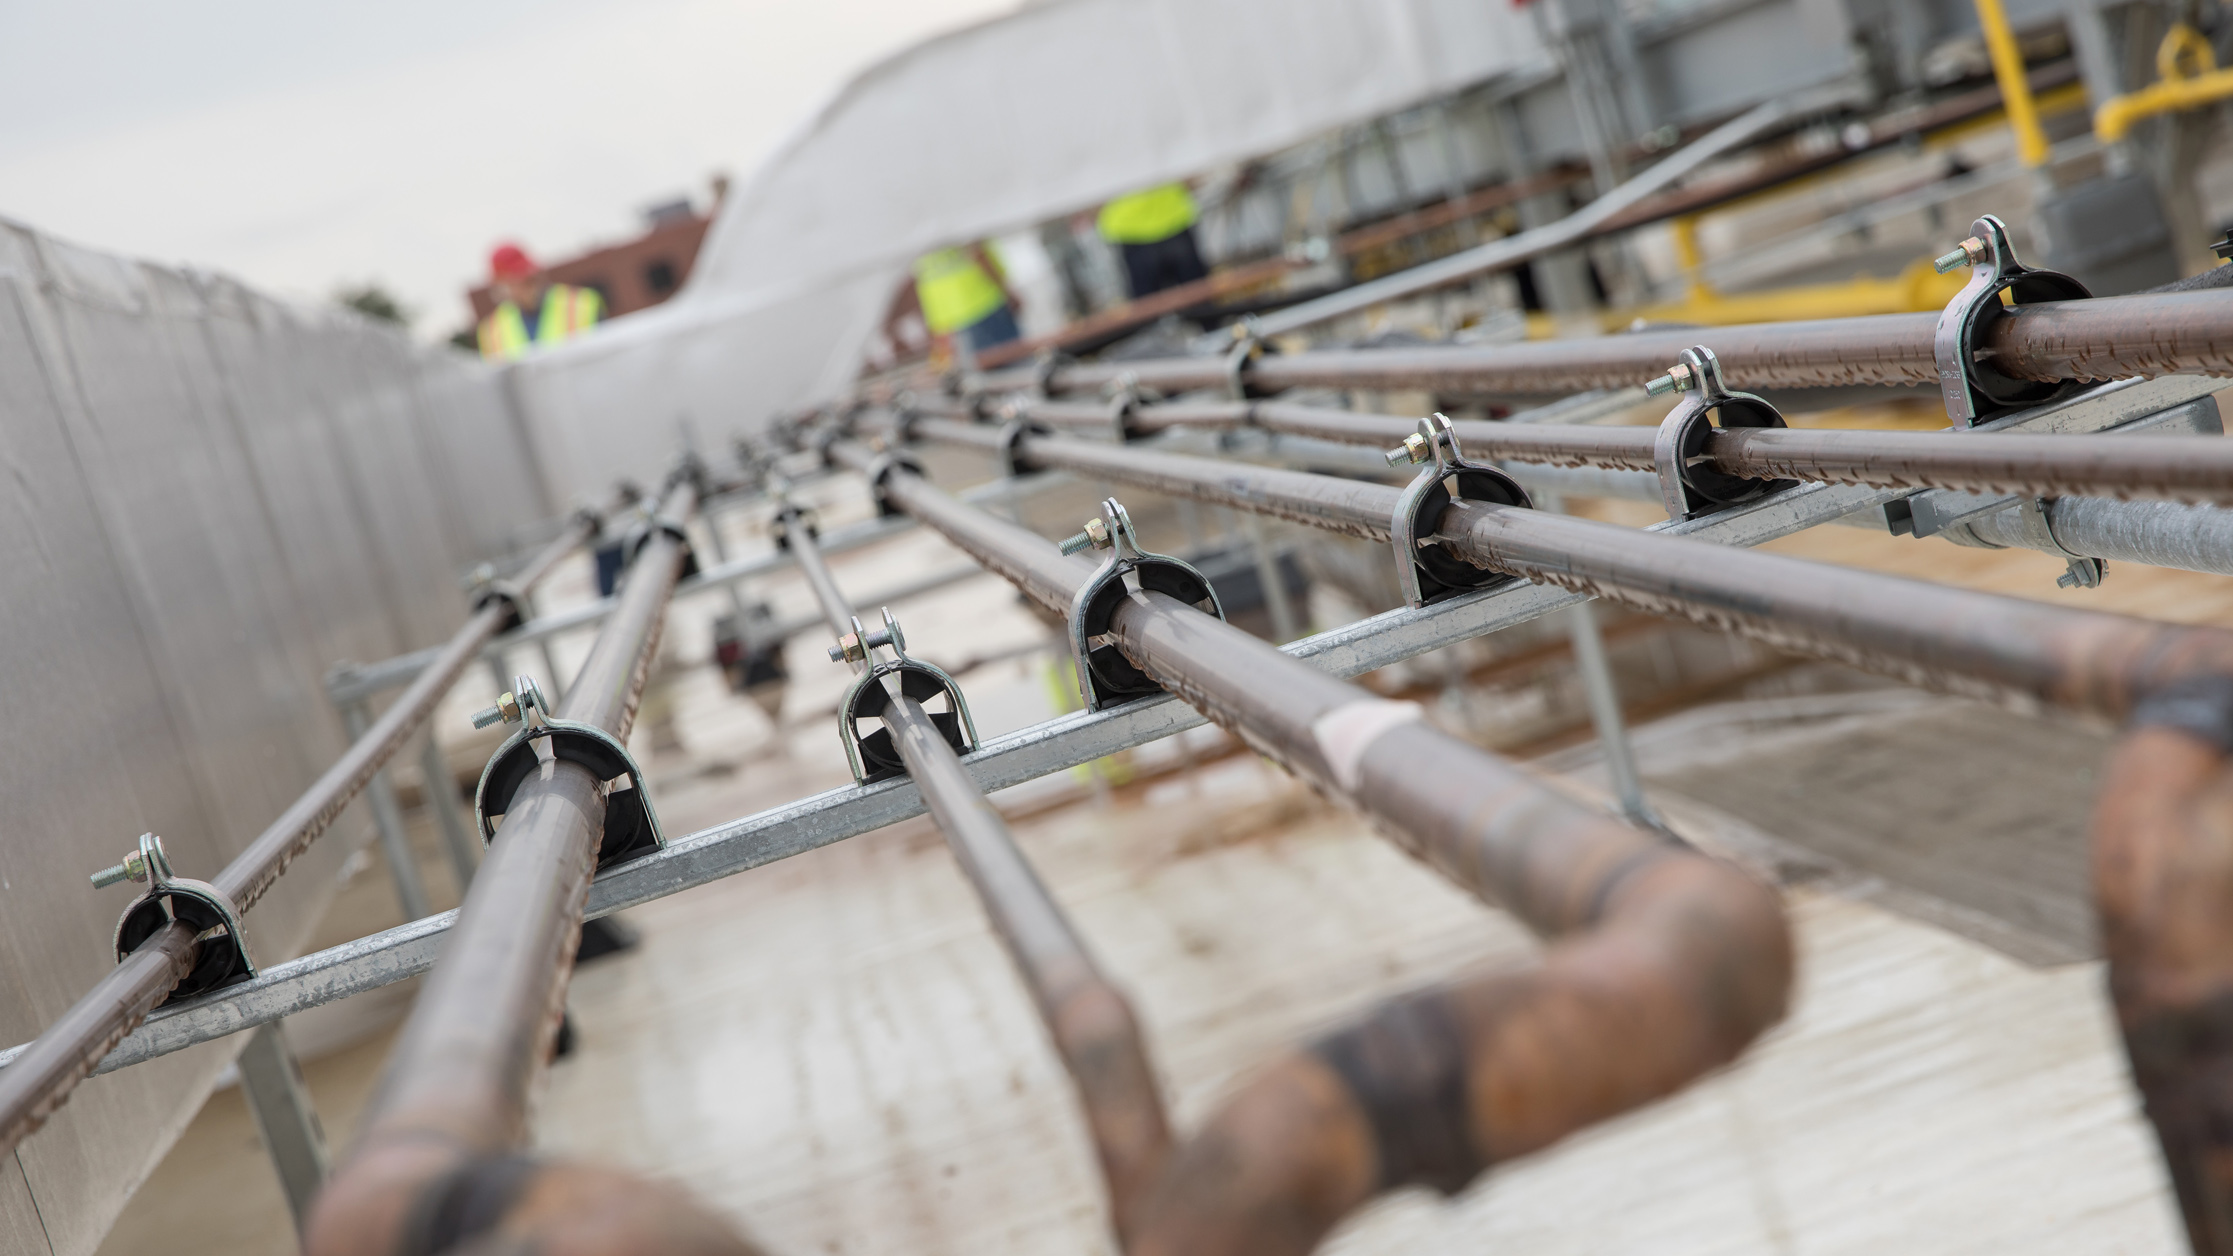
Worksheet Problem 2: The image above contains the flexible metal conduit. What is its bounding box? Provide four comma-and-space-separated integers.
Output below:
901, 423, 2233, 1253
787, 511, 1173, 1241
936, 290, 2233, 399
0, 511, 601, 1158
305, 478, 758, 1256
926, 392, 2233, 507
827, 437, 1791, 1256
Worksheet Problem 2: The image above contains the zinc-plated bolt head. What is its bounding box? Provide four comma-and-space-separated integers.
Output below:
1933, 237, 1985, 274
470, 690, 522, 729
1383, 432, 1430, 467
1645, 362, 1696, 397
1058, 517, 1111, 556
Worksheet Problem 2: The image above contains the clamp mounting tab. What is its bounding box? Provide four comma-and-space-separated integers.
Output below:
471, 675, 664, 871
1933, 214, 2092, 427
1383, 413, 1532, 608
103, 833, 257, 1005
830, 608, 979, 784
1649, 345, 1798, 521
1064, 497, 1226, 711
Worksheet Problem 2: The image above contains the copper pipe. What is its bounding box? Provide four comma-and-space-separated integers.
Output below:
955, 290, 2233, 399
828, 439, 1790, 1254
307, 480, 760, 1256
891, 425, 2233, 1245
787, 511, 1174, 1239
0, 509, 603, 1157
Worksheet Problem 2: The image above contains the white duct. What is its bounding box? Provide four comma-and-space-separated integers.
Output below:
512, 0, 1550, 501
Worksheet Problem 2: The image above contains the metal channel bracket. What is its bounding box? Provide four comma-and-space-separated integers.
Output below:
470, 676, 665, 871
96, 833, 257, 1005
1383, 412, 1532, 607
1933, 213, 2092, 427
828, 608, 979, 784
1061, 497, 1227, 711
1648, 345, 1799, 521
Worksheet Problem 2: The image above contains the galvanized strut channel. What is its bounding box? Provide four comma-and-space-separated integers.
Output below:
927, 392, 2233, 508
935, 289, 2233, 400
902, 421, 2233, 1254
0, 509, 602, 1159
825, 437, 1792, 1256
785, 505, 1173, 1241
305, 477, 760, 1256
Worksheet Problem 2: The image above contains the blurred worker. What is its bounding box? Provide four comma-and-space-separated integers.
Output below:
1099, 182, 1208, 299
911, 242, 1021, 357
477, 242, 604, 361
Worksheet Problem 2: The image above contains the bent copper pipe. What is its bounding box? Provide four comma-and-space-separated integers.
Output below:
787, 510, 1173, 1240
0, 506, 604, 1158
891, 425, 2233, 1251
828, 438, 1791, 1255
307, 478, 764, 1256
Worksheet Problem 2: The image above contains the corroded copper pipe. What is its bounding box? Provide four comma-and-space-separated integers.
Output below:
831, 439, 1791, 1255
789, 511, 1173, 1240
305, 480, 763, 1256
962, 290, 2233, 398
0, 508, 603, 1159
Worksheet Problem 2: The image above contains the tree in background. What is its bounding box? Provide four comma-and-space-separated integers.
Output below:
336, 283, 411, 328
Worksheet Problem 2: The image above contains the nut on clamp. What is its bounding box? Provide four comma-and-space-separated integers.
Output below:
1933, 214, 2092, 427
1059, 497, 1227, 711
93, 833, 257, 1005
1383, 413, 1532, 607
471, 675, 666, 872
828, 608, 980, 784
1647, 345, 1799, 521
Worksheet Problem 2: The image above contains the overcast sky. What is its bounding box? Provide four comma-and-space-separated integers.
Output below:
0, 0, 1015, 334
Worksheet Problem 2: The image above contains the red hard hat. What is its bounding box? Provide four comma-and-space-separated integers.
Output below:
489, 242, 537, 280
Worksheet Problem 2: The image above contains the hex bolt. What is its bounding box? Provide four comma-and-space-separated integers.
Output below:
1057, 517, 1112, 556
1645, 362, 1697, 397
827, 627, 895, 663
1934, 237, 1985, 274
90, 850, 147, 889
471, 690, 522, 729
1383, 432, 1430, 467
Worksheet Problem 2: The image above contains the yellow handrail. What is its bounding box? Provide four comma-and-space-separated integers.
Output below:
1973, 0, 2053, 166
2096, 23, 2233, 142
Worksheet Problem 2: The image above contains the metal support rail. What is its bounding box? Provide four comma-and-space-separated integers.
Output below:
325, 473, 1057, 709
907, 418, 2233, 1254
827, 438, 1792, 1255
788, 512, 1172, 1242
0, 510, 599, 1158
936, 289, 2233, 400
920, 379, 2233, 507
304, 478, 759, 1256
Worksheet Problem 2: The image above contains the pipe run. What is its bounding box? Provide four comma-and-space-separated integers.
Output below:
943, 288, 2233, 401
0, 508, 601, 1159
930, 389, 2233, 508
827, 437, 1791, 1256
785, 507, 1173, 1242
897, 422, 2233, 1252
305, 477, 760, 1256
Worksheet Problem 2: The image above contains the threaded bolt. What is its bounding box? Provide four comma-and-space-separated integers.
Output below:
91, 850, 147, 889
1058, 517, 1111, 556
1383, 432, 1430, 467
1645, 362, 1696, 397
471, 690, 522, 729
1934, 237, 1984, 274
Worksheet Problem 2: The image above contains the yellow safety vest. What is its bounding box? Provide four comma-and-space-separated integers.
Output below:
478, 284, 605, 362
913, 247, 1008, 335
1097, 184, 1198, 245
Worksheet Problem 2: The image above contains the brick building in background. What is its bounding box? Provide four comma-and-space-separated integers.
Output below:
464, 178, 725, 330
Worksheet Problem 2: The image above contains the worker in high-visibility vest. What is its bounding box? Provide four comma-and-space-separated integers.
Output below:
1098, 182, 1208, 299
911, 242, 1021, 356
477, 242, 605, 362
